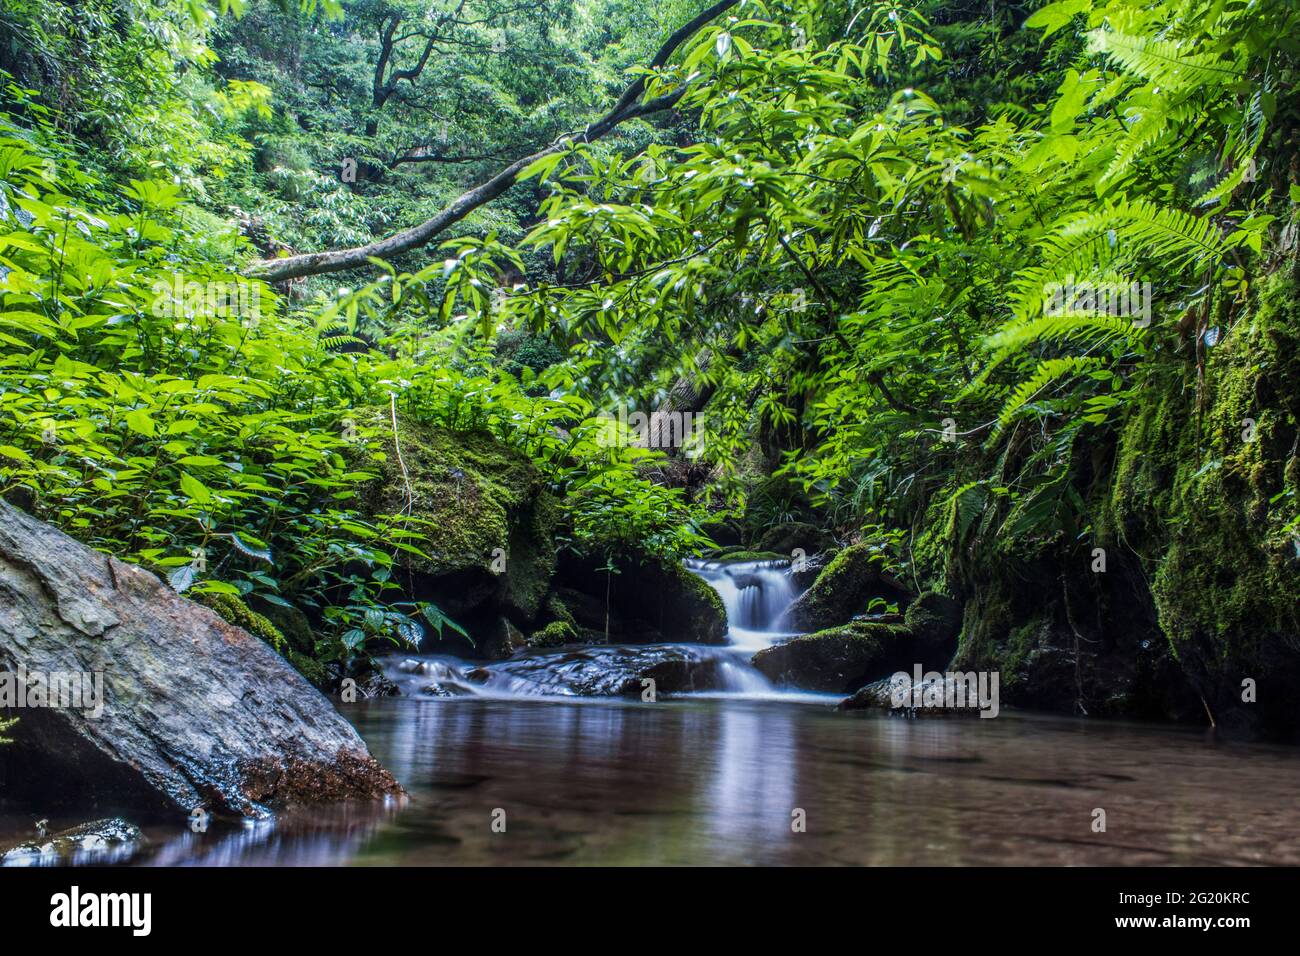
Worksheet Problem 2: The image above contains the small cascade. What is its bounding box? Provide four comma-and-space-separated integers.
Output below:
378, 557, 812, 703
683, 558, 801, 651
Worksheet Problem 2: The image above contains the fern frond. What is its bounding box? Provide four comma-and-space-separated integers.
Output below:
995, 356, 1102, 433
1088, 30, 1244, 92
987, 311, 1139, 362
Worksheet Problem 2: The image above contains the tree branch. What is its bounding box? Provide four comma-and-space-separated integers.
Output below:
249, 0, 739, 282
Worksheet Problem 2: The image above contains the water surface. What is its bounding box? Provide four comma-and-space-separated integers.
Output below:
7, 694, 1296, 866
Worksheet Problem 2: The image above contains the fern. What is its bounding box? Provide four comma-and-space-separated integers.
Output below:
1088, 29, 1244, 93
995, 356, 1102, 433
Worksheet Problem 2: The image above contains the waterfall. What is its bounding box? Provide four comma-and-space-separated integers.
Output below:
683, 558, 800, 652
378, 557, 808, 702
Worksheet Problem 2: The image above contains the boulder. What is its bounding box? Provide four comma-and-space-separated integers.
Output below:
0, 502, 400, 818
553, 553, 727, 645
755, 521, 836, 557
904, 591, 963, 670
365, 421, 559, 633
751, 620, 912, 693
782, 542, 910, 631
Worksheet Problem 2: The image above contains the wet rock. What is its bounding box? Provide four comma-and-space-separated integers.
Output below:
782, 542, 910, 631
480, 617, 527, 660
839, 673, 986, 717
2, 817, 143, 866
475, 645, 727, 697
904, 591, 963, 670
355, 670, 401, 698
0, 502, 401, 818
637, 657, 724, 695
751, 620, 913, 693
756, 521, 836, 557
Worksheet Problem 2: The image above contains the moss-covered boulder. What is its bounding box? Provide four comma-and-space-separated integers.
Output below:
553, 552, 727, 645
755, 521, 836, 557
782, 542, 909, 631
751, 620, 912, 692
904, 591, 963, 670
528, 620, 576, 648
365, 420, 559, 639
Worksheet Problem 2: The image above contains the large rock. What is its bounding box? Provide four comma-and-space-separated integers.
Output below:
553, 552, 727, 645
755, 521, 836, 557
0, 502, 400, 818
904, 591, 963, 670
365, 421, 559, 637
782, 542, 910, 631
751, 620, 912, 693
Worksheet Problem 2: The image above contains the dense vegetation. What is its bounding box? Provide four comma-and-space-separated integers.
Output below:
1, 0, 1296, 732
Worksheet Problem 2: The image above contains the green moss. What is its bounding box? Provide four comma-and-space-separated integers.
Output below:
1098, 265, 1300, 733
751, 620, 912, 692
198, 592, 285, 650
369, 421, 543, 574
712, 549, 787, 562
544, 591, 576, 627
365, 419, 559, 618
284, 648, 330, 689
528, 620, 576, 647
785, 542, 895, 630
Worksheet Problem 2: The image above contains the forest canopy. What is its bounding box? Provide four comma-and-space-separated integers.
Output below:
1, 0, 1297, 726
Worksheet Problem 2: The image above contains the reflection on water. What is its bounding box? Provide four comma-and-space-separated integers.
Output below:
4, 696, 1300, 865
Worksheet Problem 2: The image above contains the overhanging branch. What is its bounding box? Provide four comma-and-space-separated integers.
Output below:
248, 0, 739, 283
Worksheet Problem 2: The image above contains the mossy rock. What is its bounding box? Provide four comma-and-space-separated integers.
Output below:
197, 592, 284, 649
755, 521, 836, 557
751, 620, 913, 693
1106, 266, 1300, 737
783, 542, 908, 631
365, 420, 558, 622
552, 553, 728, 645
712, 549, 787, 563
528, 620, 576, 648
904, 591, 963, 671
633, 559, 727, 645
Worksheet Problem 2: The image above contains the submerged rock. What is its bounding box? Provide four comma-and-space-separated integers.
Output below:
1, 817, 143, 867
751, 620, 913, 693
0, 502, 401, 818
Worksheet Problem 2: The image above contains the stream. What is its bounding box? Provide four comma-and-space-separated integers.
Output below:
3, 559, 1299, 866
